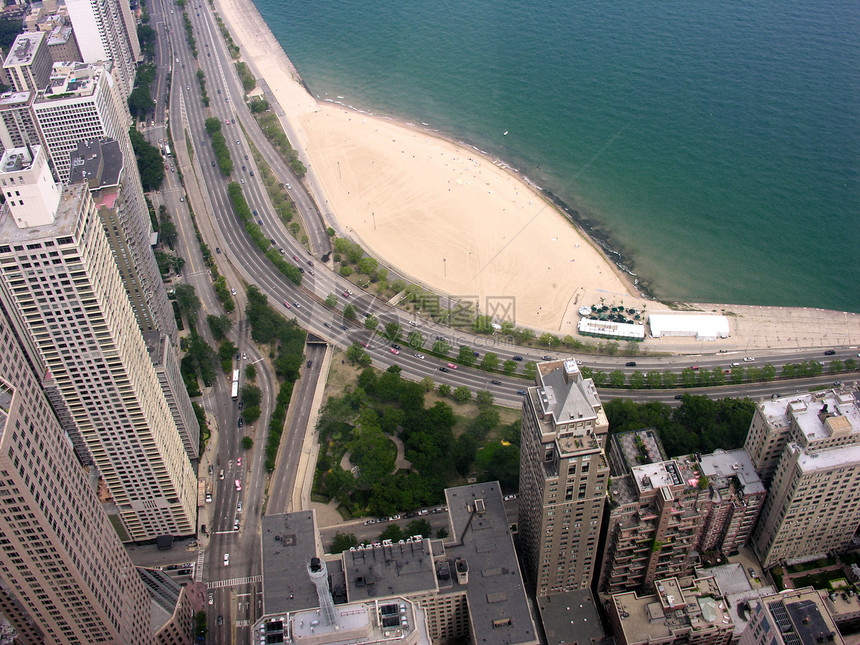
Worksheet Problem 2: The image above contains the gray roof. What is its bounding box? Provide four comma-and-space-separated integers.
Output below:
538, 589, 608, 645
700, 448, 765, 495
535, 359, 600, 427
68, 139, 123, 188
445, 482, 538, 644
343, 535, 436, 602
261, 511, 321, 616
4, 32, 44, 68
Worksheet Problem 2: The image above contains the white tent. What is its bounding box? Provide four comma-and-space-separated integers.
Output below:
648, 314, 730, 340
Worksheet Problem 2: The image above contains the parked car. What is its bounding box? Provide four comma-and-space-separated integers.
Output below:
512, 355, 523, 361
625, 361, 637, 367
824, 349, 836, 356
491, 379, 502, 385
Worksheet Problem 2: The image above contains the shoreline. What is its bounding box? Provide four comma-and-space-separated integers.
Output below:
214, 0, 860, 350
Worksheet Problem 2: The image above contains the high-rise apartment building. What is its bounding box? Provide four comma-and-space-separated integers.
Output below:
3, 32, 53, 94
750, 388, 860, 569
0, 91, 46, 152
518, 358, 610, 596
598, 457, 705, 595
70, 138, 177, 346
33, 62, 132, 183
696, 449, 765, 556
64, 0, 139, 100
0, 300, 154, 644
738, 587, 843, 645
0, 147, 196, 542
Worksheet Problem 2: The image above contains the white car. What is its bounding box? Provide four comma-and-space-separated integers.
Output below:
223, 553, 229, 566
744, 356, 755, 362
414, 353, 425, 359
233, 520, 240, 531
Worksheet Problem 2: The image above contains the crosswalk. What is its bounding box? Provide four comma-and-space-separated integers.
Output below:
207, 575, 262, 589
194, 550, 205, 582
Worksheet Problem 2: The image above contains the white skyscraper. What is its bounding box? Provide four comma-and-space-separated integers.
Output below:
65, 0, 139, 100
0, 147, 196, 542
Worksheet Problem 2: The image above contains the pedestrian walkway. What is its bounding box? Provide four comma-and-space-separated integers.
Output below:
207, 575, 262, 589
194, 550, 206, 582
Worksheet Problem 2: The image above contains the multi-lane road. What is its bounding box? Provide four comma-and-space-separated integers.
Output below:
145, 0, 857, 639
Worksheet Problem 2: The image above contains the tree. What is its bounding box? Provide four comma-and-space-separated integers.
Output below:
174, 284, 200, 320
343, 304, 357, 320
379, 524, 404, 542
346, 343, 371, 367
438, 383, 451, 397
406, 331, 424, 350
207, 314, 232, 340
646, 371, 662, 389
405, 519, 432, 538
325, 293, 338, 308
357, 256, 378, 275
193, 610, 207, 640
431, 340, 450, 357
420, 376, 435, 392
241, 436, 253, 449
364, 315, 379, 331
127, 85, 154, 118
330, 532, 358, 554
628, 370, 645, 389
662, 370, 677, 389
609, 369, 625, 387
457, 346, 476, 367
453, 386, 472, 404
480, 352, 499, 372
436, 528, 449, 539
383, 322, 402, 342
128, 127, 164, 190
475, 390, 494, 408
502, 360, 517, 375
245, 364, 257, 380
523, 361, 537, 380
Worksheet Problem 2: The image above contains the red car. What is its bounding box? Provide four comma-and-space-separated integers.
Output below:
447, 363, 458, 369
342, 291, 350, 298
390, 348, 400, 355
283, 300, 291, 308
308, 260, 315, 266
292, 255, 299, 262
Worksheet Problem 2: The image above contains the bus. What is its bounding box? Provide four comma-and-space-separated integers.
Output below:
231, 369, 239, 400
164, 143, 171, 157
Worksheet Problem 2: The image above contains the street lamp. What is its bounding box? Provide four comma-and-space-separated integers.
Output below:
443, 257, 446, 277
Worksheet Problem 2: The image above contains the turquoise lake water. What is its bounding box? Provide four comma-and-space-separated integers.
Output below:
253, 0, 859, 311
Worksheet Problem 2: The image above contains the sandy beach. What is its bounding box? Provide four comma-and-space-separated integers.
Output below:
213, 0, 860, 351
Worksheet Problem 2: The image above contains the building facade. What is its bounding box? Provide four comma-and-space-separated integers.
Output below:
3, 32, 53, 94
0, 150, 196, 542
751, 388, 860, 569
518, 358, 610, 596
0, 298, 154, 644
0, 91, 47, 153
64, 0, 138, 100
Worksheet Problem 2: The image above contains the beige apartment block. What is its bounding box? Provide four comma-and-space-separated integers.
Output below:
0, 158, 196, 542
751, 388, 860, 569
0, 299, 154, 643
518, 358, 610, 596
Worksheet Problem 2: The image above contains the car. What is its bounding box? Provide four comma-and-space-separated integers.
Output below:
219, 469, 224, 480
215, 247, 221, 254
342, 291, 350, 298
245, 155, 249, 160
217, 89, 221, 94
249, 171, 254, 176
491, 379, 502, 385
691, 365, 699, 370
205, 493, 212, 503
341, 324, 347, 330
625, 361, 637, 367
417, 509, 429, 515
414, 353, 425, 359
270, 238, 277, 245
236, 352, 241, 360
242, 352, 247, 360
512, 355, 523, 361
674, 393, 684, 400
223, 554, 229, 566
744, 356, 755, 362
208, 465, 213, 475
306, 360, 313, 368
408, 320, 420, 326
240, 179, 245, 184
286, 183, 292, 190
283, 300, 291, 308
211, 160, 216, 167
405, 512, 415, 519
390, 347, 400, 355
392, 344, 402, 350
279, 247, 285, 254
242, 165, 246, 171
576, 359, 583, 365
292, 254, 299, 262
208, 593, 214, 605
258, 219, 263, 225
238, 417, 244, 428
748, 567, 757, 578
237, 501, 243, 512
217, 615, 223, 626
232, 119, 236, 124
504, 494, 517, 501
298, 267, 304, 273
186, 84, 190, 90
541, 355, 552, 360
237, 457, 242, 467
447, 363, 458, 369
294, 302, 301, 308
517, 389, 527, 395
179, 197, 184, 202
233, 520, 240, 531
176, 57, 180, 63
230, 288, 237, 295
323, 322, 330, 328
731, 362, 740, 367
309, 270, 315, 275
439, 366, 449, 373
235, 479, 241, 491
308, 259, 315, 266
824, 349, 836, 356
238, 400, 244, 410
236, 140, 240, 145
